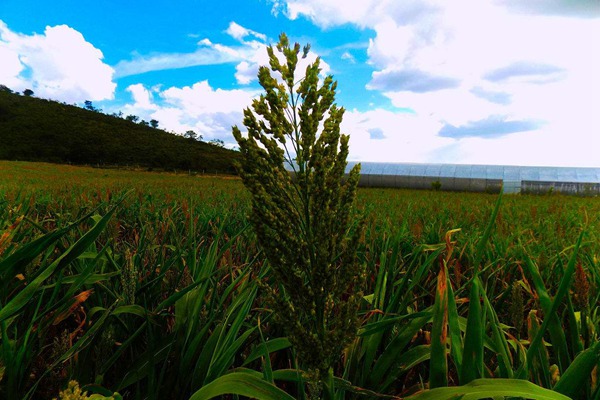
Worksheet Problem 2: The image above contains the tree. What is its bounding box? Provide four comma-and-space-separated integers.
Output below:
149, 119, 159, 128
0, 85, 13, 93
183, 130, 198, 140
125, 114, 139, 123
232, 33, 364, 396
209, 138, 224, 147
84, 100, 95, 111
23, 89, 34, 97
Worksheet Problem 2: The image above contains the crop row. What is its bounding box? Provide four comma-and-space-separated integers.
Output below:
0, 161, 598, 399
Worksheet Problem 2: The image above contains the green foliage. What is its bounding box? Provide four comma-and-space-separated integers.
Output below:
0, 91, 238, 173
188, 372, 295, 400
405, 378, 570, 400
1, 162, 599, 399
232, 34, 365, 381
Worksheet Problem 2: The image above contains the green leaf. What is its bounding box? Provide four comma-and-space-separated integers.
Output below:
368, 312, 431, 387
522, 230, 585, 378
0, 205, 118, 323
553, 341, 600, 397
522, 253, 571, 372
243, 337, 292, 366
446, 271, 463, 377
473, 191, 502, 270
188, 372, 295, 400
461, 276, 484, 384
407, 378, 570, 400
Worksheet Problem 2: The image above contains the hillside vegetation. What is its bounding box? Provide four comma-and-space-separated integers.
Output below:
0, 90, 238, 173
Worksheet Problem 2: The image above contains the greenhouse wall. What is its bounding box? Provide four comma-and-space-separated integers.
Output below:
287, 163, 600, 195
521, 181, 600, 195
357, 174, 502, 193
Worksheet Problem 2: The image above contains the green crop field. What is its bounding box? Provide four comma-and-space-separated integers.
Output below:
1, 160, 599, 399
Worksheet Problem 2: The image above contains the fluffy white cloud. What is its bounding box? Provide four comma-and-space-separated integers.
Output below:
0, 20, 115, 102
113, 22, 333, 148
0, 46, 24, 89
343, 108, 450, 162
233, 40, 330, 85
116, 80, 258, 145
161, 80, 255, 116
274, 0, 600, 166
274, 0, 433, 29
342, 101, 599, 167
126, 84, 157, 110
225, 21, 267, 42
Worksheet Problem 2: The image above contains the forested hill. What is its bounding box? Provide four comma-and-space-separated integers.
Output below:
0, 90, 239, 173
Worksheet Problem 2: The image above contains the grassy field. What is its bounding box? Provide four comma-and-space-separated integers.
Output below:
1, 161, 599, 399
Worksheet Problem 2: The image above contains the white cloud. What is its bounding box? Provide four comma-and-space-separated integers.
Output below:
116, 80, 258, 145
111, 22, 336, 148
225, 21, 267, 42
114, 22, 264, 80
276, 0, 421, 29
115, 21, 330, 86
233, 40, 270, 84
161, 80, 255, 115
0, 42, 24, 89
341, 51, 356, 64
431, 124, 600, 167
0, 20, 115, 102
276, 0, 600, 166
233, 39, 330, 85
341, 102, 600, 167
126, 84, 157, 110
343, 108, 450, 163
114, 46, 239, 78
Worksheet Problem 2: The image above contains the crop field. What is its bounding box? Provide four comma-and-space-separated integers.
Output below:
1, 160, 599, 399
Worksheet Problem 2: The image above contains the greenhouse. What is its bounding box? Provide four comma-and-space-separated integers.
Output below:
342, 162, 600, 195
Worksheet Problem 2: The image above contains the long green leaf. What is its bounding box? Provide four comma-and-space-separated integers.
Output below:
481, 287, 513, 379
406, 378, 570, 400
188, 372, 295, 400
553, 340, 600, 397
473, 191, 502, 270
522, 253, 570, 372
429, 264, 449, 388
460, 275, 483, 384
243, 337, 292, 366
522, 230, 585, 378
368, 313, 431, 386
446, 270, 463, 377
0, 207, 118, 323
0, 227, 67, 288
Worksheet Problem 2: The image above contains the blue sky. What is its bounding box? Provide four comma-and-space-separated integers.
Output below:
1, 0, 599, 166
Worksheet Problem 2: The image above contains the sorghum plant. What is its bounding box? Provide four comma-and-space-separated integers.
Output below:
232, 33, 364, 388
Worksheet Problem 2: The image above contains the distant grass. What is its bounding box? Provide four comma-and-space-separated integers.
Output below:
1, 161, 599, 399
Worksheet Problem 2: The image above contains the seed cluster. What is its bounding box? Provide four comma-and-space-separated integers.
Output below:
233, 34, 365, 380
